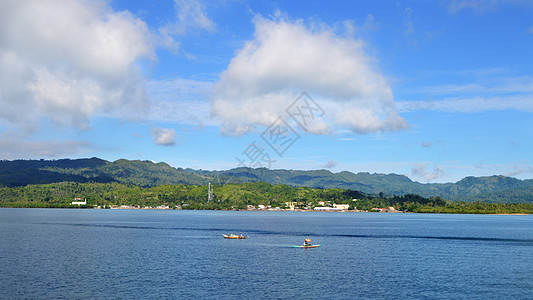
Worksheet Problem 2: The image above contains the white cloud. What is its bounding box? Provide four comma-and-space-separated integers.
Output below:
0, 136, 89, 159
397, 71, 533, 113
151, 127, 177, 146
448, 0, 500, 14
174, 0, 215, 33
473, 161, 533, 179
144, 78, 214, 127
409, 75, 533, 96
411, 163, 446, 182
211, 15, 407, 136
159, 0, 215, 52
503, 165, 533, 177
341, 14, 378, 37
0, 0, 153, 131
397, 95, 533, 113
362, 14, 379, 32
404, 7, 414, 36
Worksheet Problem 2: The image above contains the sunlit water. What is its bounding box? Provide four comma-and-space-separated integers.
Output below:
1, 209, 532, 299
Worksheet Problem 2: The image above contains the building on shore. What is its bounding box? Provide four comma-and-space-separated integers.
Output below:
333, 204, 349, 210
71, 198, 86, 205
284, 202, 298, 210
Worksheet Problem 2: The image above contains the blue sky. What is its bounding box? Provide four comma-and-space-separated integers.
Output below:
1, 0, 533, 183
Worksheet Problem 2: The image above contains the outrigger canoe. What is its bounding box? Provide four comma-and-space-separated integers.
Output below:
222, 234, 248, 239
291, 244, 321, 248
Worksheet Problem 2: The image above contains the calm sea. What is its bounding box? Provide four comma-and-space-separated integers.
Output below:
1, 208, 532, 299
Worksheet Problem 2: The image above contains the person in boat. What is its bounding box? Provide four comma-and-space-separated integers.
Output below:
304, 238, 311, 246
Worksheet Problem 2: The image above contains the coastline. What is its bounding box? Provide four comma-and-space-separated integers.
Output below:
0, 206, 530, 215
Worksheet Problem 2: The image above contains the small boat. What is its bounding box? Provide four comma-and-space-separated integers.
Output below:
291, 244, 321, 248
222, 234, 248, 239
292, 238, 320, 248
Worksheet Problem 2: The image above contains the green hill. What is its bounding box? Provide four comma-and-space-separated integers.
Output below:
1, 158, 532, 203
0, 158, 113, 187
0, 158, 208, 188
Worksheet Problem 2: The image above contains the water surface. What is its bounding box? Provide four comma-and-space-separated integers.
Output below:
1, 209, 532, 299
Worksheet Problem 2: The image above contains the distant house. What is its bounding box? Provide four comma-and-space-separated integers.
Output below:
333, 204, 349, 210
285, 202, 298, 210
71, 197, 86, 205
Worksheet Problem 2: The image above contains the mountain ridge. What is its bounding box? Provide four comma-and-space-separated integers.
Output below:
1, 158, 532, 203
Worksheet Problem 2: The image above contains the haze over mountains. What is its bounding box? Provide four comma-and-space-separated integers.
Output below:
1, 158, 532, 203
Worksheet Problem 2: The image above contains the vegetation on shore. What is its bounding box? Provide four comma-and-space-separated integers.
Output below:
2, 158, 533, 204
1, 181, 532, 214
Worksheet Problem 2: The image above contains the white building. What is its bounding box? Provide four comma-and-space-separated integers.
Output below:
333, 204, 349, 210
71, 197, 86, 205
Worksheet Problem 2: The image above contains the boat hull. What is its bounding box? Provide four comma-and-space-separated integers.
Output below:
291, 244, 321, 248
223, 234, 248, 239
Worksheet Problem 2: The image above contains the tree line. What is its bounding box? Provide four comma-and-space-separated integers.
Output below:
0, 181, 532, 214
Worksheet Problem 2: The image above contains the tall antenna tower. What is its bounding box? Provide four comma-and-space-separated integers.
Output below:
207, 183, 213, 203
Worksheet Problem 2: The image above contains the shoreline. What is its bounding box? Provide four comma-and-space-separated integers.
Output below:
0, 206, 530, 215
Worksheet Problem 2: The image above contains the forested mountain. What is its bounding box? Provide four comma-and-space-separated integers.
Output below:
0, 158, 113, 186
0, 158, 208, 187
1, 158, 533, 203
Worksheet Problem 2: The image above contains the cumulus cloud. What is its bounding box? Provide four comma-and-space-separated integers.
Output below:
151, 128, 177, 146
411, 163, 446, 182
211, 15, 408, 136
0, 0, 153, 131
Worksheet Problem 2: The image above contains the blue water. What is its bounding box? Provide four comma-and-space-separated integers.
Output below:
1, 209, 532, 299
